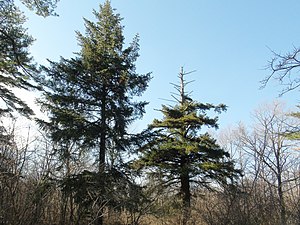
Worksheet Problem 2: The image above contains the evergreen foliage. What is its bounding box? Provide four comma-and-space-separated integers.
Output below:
37, 2, 151, 223
0, 0, 37, 117
38, 1, 151, 169
20, 0, 60, 17
0, 0, 63, 118
60, 169, 145, 222
134, 68, 239, 224
285, 108, 300, 140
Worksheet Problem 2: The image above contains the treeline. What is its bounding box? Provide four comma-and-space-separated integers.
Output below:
2, 102, 300, 225
1, 1, 300, 225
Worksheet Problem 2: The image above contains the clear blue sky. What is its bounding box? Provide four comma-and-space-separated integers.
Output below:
17, 0, 300, 131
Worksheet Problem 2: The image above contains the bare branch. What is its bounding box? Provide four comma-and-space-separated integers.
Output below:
261, 47, 300, 95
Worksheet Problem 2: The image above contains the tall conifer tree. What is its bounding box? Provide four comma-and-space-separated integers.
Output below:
38, 1, 150, 224
39, 0, 150, 171
135, 68, 239, 225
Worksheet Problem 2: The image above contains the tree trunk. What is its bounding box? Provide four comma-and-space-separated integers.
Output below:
276, 142, 286, 225
277, 169, 286, 225
180, 158, 191, 225
99, 87, 107, 174
95, 88, 107, 225
278, 183, 286, 225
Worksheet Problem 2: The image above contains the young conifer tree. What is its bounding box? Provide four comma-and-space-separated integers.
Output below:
135, 68, 239, 225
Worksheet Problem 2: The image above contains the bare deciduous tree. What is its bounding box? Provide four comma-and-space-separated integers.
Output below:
236, 101, 300, 225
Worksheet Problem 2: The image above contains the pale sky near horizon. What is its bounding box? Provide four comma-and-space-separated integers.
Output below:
16, 0, 300, 132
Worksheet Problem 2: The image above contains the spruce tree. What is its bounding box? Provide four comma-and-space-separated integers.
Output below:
38, 1, 150, 224
40, 0, 150, 171
134, 68, 239, 225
